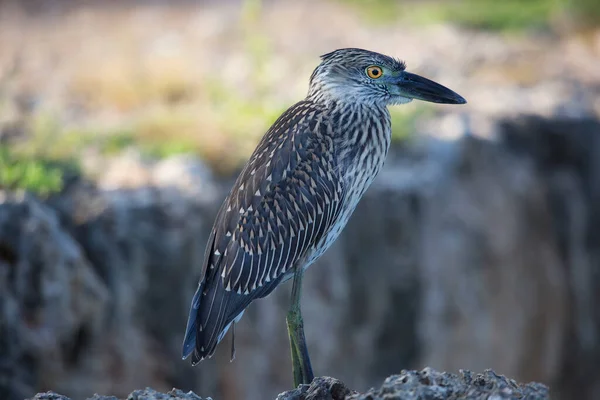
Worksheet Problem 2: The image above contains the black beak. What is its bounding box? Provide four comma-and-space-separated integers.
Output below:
396, 71, 466, 105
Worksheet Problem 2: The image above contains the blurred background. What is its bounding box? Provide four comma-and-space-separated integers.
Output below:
1, 0, 600, 399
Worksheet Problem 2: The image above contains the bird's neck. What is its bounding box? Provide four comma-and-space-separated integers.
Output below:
317, 100, 392, 188
306, 91, 387, 113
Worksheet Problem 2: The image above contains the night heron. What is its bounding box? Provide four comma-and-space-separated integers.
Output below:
182, 48, 466, 386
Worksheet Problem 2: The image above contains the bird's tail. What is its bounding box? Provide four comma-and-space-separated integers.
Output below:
182, 282, 204, 360
182, 272, 283, 364
182, 278, 236, 364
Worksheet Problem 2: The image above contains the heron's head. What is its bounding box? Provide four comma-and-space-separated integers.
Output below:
308, 48, 466, 107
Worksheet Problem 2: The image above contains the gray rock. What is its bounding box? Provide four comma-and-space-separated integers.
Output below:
499, 116, 600, 400
87, 395, 119, 400
3, 116, 600, 400
275, 369, 549, 400
27, 369, 547, 400
27, 392, 72, 400
0, 192, 110, 400
124, 388, 206, 400
27, 387, 208, 400
276, 377, 356, 400
351, 369, 549, 400
417, 133, 568, 383
44, 168, 222, 398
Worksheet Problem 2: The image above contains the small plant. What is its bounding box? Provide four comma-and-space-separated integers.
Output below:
0, 147, 74, 196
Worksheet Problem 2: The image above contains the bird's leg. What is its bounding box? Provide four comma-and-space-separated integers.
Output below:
287, 316, 303, 387
286, 265, 314, 387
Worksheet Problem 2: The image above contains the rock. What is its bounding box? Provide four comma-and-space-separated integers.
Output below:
152, 155, 221, 206
0, 155, 224, 400
27, 369, 548, 400
348, 369, 549, 400
27, 392, 71, 400
122, 388, 207, 400
276, 370, 549, 400
417, 133, 568, 384
0, 192, 110, 400
42, 158, 223, 399
2, 116, 600, 400
499, 116, 600, 400
276, 377, 356, 400
27, 387, 208, 400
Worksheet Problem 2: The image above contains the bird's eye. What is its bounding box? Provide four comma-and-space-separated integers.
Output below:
366, 66, 383, 79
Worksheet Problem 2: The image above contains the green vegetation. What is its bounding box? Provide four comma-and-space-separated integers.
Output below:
11, 111, 134, 160
569, 0, 600, 27
0, 146, 76, 196
338, 0, 399, 24
2, 0, 597, 195
0, 112, 78, 196
405, 0, 556, 31
340, 0, 600, 31
0, 0, 286, 179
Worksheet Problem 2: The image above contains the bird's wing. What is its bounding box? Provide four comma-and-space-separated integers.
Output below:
183, 101, 345, 363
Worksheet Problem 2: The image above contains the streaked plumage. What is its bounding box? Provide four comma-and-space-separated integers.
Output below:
182, 48, 466, 366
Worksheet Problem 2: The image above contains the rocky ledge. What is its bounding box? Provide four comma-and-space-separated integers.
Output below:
29, 368, 549, 400
6, 116, 592, 400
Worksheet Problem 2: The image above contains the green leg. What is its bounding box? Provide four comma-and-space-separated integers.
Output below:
286, 265, 314, 387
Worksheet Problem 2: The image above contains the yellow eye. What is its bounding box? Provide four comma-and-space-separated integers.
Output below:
366, 66, 383, 79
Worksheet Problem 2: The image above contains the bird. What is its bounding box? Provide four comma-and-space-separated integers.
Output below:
182, 48, 466, 386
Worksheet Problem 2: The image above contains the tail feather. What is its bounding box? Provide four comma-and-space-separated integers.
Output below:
182, 282, 203, 360
183, 277, 234, 365
182, 270, 284, 364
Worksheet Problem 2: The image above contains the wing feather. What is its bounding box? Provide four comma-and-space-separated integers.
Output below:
182, 101, 344, 362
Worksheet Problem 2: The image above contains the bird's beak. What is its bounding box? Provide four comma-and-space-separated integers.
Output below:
395, 71, 466, 104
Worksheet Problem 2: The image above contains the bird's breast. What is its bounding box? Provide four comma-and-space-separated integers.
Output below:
302, 106, 392, 269
336, 105, 392, 204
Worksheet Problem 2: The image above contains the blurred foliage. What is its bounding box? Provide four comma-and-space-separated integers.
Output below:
568, 0, 600, 27
68, 57, 198, 111
5, 0, 289, 177
406, 0, 556, 31
132, 109, 201, 159
2, 0, 598, 194
28, 114, 137, 158
0, 111, 81, 195
341, 0, 600, 31
0, 146, 75, 196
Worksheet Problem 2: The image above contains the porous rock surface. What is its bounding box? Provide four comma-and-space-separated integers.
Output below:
28, 369, 549, 400
28, 388, 206, 400
278, 369, 549, 400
